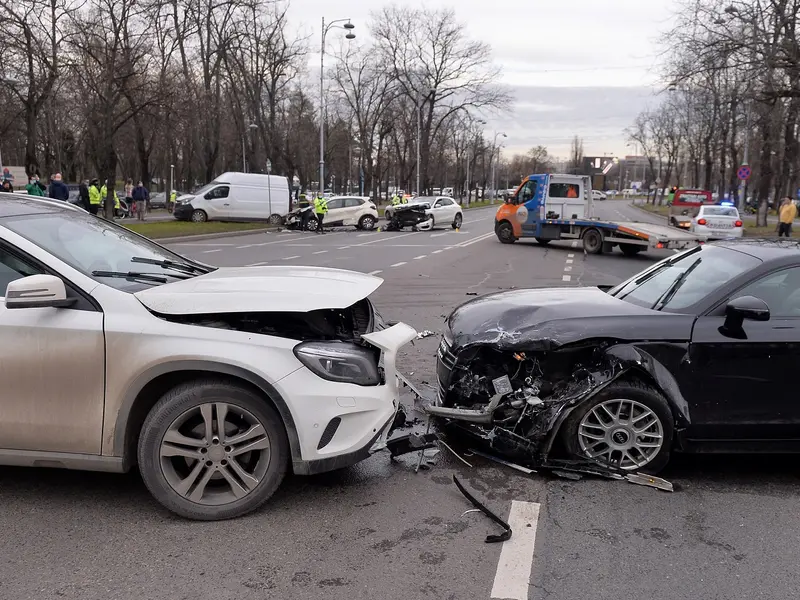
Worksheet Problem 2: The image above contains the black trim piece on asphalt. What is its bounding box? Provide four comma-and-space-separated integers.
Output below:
453, 475, 512, 543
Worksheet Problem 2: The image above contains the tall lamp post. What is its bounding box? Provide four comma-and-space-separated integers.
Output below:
242, 122, 257, 173
490, 131, 507, 200
319, 17, 355, 195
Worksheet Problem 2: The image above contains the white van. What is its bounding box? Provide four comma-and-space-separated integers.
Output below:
174, 172, 290, 223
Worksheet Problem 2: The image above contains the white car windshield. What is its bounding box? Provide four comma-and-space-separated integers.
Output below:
608, 245, 760, 312
701, 206, 739, 217
3, 211, 212, 292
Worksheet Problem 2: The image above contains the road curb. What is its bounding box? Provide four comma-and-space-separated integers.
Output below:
628, 202, 666, 221
152, 228, 275, 243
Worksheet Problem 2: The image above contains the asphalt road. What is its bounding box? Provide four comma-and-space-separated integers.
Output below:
2, 199, 798, 600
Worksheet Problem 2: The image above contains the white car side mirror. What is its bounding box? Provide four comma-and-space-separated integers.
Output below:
5, 274, 75, 309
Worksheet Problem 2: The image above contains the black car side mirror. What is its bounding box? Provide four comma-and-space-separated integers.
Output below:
721, 295, 770, 338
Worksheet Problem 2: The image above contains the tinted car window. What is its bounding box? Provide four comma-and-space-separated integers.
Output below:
733, 267, 800, 317
438, 198, 454, 206
610, 246, 760, 312
326, 198, 344, 210
344, 198, 362, 207
205, 186, 229, 199
549, 183, 580, 198
0, 246, 42, 297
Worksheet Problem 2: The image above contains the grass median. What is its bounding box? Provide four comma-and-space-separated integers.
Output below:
123, 220, 271, 239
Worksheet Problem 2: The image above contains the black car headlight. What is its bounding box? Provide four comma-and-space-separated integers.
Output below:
293, 341, 380, 386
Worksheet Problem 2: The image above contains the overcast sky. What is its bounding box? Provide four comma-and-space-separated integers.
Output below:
286, 0, 678, 160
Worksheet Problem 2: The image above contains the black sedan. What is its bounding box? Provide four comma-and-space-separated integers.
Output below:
432, 240, 800, 474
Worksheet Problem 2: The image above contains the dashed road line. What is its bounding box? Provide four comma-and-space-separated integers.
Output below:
313, 250, 328, 254
566, 259, 573, 264
282, 255, 300, 260
431, 232, 448, 237
456, 232, 495, 248
390, 262, 407, 267
368, 270, 383, 276
432, 250, 443, 254
201, 249, 222, 253
567, 253, 575, 258
338, 246, 351, 250
246, 261, 269, 266
413, 255, 426, 260
490, 500, 541, 600
562, 274, 571, 282
564, 266, 572, 272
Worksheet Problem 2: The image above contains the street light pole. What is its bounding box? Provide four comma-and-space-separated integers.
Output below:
319, 17, 355, 196
490, 131, 507, 199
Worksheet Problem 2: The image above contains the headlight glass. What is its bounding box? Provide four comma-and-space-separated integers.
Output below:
294, 341, 380, 386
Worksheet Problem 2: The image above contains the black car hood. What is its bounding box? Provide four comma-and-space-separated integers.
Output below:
447, 287, 694, 351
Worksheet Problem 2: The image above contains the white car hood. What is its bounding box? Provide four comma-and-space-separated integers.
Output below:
135, 265, 383, 315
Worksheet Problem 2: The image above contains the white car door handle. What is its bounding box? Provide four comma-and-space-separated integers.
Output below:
224, 203, 230, 206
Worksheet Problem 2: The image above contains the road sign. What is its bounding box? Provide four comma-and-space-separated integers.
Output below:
737, 165, 751, 181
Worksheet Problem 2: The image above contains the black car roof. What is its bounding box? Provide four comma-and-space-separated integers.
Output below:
0, 193, 73, 218
713, 238, 800, 261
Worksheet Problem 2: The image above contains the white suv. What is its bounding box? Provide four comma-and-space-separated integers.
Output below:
384, 196, 463, 229
0, 194, 416, 520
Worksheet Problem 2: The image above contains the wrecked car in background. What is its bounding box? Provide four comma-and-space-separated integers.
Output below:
432, 241, 800, 474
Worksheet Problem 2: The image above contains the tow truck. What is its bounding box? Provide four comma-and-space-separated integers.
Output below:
494, 173, 707, 255
666, 189, 714, 229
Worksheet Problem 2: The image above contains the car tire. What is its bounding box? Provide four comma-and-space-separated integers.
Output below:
305, 218, 319, 232
452, 213, 463, 229
582, 228, 603, 254
137, 380, 289, 521
191, 209, 208, 223
359, 215, 376, 230
619, 243, 643, 256
384, 209, 393, 221
495, 220, 516, 244
561, 379, 673, 474
535, 238, 551, 246
269, 214, 283, 226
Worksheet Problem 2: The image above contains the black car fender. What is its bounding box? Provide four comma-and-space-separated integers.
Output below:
538, 343, 691, 460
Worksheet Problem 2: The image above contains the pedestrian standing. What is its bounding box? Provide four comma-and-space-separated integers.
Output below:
1, 179, 13, 194
78, 179, 90, 211
88, 179, 102, 215
48, 173, 70, 201
35, 175, 46, 194
778, 197, 797, 237
26, 175, 45, 196
124, 179, 134, 213
132, 181, 149, 221
314, 193, 328, 234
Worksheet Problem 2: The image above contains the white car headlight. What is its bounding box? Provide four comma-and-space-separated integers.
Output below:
294, 342, 381, 386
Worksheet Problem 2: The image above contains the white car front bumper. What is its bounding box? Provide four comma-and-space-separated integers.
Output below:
278, 322, 418, 475
693, 224, 744, 239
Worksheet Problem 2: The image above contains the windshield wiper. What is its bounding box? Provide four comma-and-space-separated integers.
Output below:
131, 256, 212, 275
652, 257, 702, 310
91, 270, 169, 284
632, 246, 702, 286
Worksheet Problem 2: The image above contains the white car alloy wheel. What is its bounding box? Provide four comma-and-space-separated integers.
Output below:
359, 215, 376, 230
138, 380, 289, 520
191, 209, 207, 223
577, 398, 664, 470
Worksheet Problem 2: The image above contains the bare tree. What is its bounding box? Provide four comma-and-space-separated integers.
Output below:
568, 135, 584, 173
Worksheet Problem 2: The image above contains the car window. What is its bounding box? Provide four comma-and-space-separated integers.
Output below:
517, 181, 536, 204
732, 267, 800, 317
549, 183, 580, 198
344, 198, 362, 207
205, 186, 229, 200
610, 245, 760, 312
438, 198, 453, 206
701, 206, 739, 217
327, 198, 344, 210
2, 211, 205, 292
0, 245, 43, 297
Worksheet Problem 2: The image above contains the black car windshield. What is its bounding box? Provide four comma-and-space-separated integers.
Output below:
608, 245, 760, 312
3, 211, 210, 292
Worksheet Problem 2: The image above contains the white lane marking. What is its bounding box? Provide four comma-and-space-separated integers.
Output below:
390, 262, 407, 267
350, 230, 419, 247
456, 232, 495, 248
413, 255, 426, 260
571, 241, 578, 248
202, 249, 222, 253
567, 253, 575, 258
564, 266, 572, 272
566, 259, 573, 264
313, 250, 328, 254
432, 250, 443, 254
237, 244, 259, 249
172, 242, 237, 246
285, 244, 315, 247
247, 261, 269, 266
368, 270, 383, 275
282, 255, 300, 260
431, 232, 448, 237
490, 501, 541, 600
444, 246, 454, 250
338, 246, 351, 250
673, 249, 680, 253
562, 274, 571, 282
358, 233, 373, 237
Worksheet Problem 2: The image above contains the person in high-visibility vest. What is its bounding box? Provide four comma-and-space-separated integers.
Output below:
88, 179, 102, 215
100, 182, 121, 216
391, 193, 401, 206
314, 193, 328, 234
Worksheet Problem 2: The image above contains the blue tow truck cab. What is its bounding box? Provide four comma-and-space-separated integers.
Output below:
494, 173, 707, 255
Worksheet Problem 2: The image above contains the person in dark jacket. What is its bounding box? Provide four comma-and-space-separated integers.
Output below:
48, 173, 70, 201
1, 180, 13, 194
131, 181, 149, 220
78, 179, 91, 211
